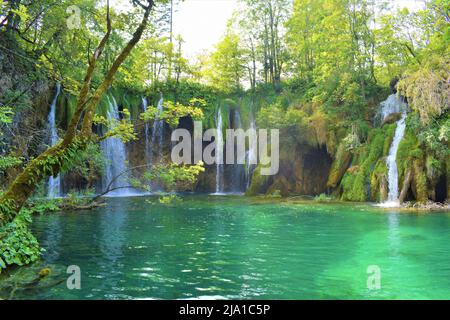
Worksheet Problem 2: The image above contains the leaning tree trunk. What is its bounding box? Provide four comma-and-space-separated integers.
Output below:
0, 0, 154, 227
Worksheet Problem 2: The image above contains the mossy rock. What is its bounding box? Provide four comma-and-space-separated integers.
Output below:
412, 159, 428, 203
396, 130, 422, 185
327, 143, 352, 188
381, 112, 402, 126
340, 125, 393, 202
267, 176, 290, 197
246, 165, 273, 196
370, 159, 388, 202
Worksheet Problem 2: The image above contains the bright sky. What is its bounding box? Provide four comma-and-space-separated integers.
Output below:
394, 0, 424, 11
110, 0, 424, 60
173, 0, 238, 59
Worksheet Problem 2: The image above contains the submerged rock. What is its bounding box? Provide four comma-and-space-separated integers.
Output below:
403, 201, 450, 211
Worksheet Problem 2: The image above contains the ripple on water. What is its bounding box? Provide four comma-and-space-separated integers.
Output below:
25, 195, 450, 300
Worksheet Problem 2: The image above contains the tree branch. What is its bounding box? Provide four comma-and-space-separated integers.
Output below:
81, 1, 154, 134
63, 0, 112, 145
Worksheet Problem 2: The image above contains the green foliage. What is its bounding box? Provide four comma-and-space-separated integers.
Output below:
64, 189, 96, 207
0, 107, 23, 173
0, 107, 14, 125
327, 142, 352, 188
203, 32, 247, 92
341, 126, 393, 202
140, 98, 205, 128
63, 143, 105, 184
143, 162, 205, 192
24, 198, 60, 215
158, 195, 182, 205
314, 193, 333, 202
0, 156, 23, 173
245, 165, 272, 196
413, 159, 429, 203
266, 189, 282, 199
396, 112, 448, 202
1, 0, 448, 210
398, 57, 449, 125
370, 159, 388, 202
0, 210, 41, 273
99, 108, 138, 143
286, 0, 378, 120
396, 129, 422, 184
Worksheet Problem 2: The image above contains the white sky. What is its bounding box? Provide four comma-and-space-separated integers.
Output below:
110, 0, 424, 61
173, 0, 238, 59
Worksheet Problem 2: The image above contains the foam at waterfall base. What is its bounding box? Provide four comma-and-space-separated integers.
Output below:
210, 192, 244, 196
103, 188, 148, 198
376, 200, 401, 208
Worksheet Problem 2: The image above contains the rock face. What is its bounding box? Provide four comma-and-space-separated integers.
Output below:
381, 112, 402, 126
0, 36, 53, 187
247, 144, 332, 197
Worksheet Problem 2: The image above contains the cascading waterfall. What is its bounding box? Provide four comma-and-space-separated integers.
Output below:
215, 107, 225, 194
246, 109, 258, 190
380, 94, 408, 207
47, 83, 61, 198
379, 94, 407, 121
142, 97, 151, 162
151, 95, 165, 163
231, 109, 246, 193
101, 95, 132, 196
384, 113, 407, 206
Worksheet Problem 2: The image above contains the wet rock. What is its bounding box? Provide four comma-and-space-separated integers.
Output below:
382, 112, 402, 126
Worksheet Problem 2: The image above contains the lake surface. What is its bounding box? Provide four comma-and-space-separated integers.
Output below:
9, 196, 450, 299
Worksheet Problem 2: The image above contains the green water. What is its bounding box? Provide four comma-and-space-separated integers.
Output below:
6, 196, 450, 299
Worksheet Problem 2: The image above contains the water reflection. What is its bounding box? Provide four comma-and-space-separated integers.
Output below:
24, 196, 450, 300
41, 215, 63, 264
387, 212, 400, 256
95, 200, 129, 297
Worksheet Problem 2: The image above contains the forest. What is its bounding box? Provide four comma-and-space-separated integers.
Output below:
0, 0, 449, 300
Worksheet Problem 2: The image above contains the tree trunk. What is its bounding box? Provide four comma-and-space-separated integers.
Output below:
0, 0, 154, 227
0, 138, 89, 225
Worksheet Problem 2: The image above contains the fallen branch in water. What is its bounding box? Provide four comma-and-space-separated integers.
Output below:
58, 201, 106, 211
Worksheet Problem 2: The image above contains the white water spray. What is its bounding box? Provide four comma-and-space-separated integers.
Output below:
151, 95, 165, 163
142, 97, 151, 162
215, 107, 224, 194
101, 95, 133, 196
47, 83, 61, 198
246, 109, 258, 190
379, 94, 408, 207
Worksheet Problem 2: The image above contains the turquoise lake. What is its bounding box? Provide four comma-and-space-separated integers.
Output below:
5, 195, 450, 300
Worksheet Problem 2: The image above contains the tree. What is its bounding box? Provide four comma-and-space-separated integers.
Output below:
0, 107, 22, 175
0, 0, 156, 227
285, 0, 378, 120
206, 31, 246, 92
239, 0, 290, 89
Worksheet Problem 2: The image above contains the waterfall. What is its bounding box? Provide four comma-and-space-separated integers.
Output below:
215, 107, 225, 194
231, 109, 245, 193
380, 94, 408, 207
142, 97, 151, 162
101, 95, 132, 196
379, 94, 407, 121
47, 83, 61, 198
384, 113, 407, 206
246, 109, 257, 190
151, 95, 164, 163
